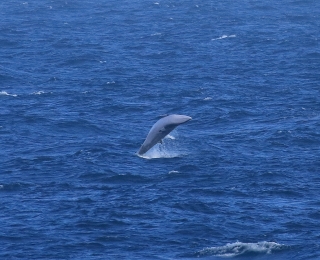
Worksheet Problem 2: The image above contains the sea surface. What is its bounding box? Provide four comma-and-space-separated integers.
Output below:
1, 1, 320, 259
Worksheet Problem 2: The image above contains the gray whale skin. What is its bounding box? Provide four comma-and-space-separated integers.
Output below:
138, 114, 192, 155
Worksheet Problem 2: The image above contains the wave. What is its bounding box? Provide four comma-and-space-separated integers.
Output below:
198, 241, 286, 258
211, 34, 236, 41
32, 91, 46, 95
0, 91, 17, 97
2, 90, 51, 97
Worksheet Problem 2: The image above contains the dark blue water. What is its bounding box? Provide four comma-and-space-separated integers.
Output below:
1, 1, 320, 259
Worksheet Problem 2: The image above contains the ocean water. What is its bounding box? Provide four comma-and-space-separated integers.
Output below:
1, 0, 320, 259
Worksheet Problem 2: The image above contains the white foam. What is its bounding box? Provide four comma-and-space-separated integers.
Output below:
138, 144, 181, 159
137, 133, 187, 159
0, 91, 17, 97
212, 34, 236, 41
33, 91, 45, 95
165, 134, 175, 140
199, 241, 285, 257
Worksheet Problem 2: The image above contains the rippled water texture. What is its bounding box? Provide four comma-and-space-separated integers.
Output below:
1, 1, 320, 259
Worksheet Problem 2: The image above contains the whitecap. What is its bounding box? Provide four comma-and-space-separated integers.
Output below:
33, 91, 45, 95
0, 91, 17, 97
204, 97, 212, 100
168, 170, 179, 174
199, 241, 285, 257
212, 34, 236, 41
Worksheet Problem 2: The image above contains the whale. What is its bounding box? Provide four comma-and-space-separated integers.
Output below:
137, 114, 192, 155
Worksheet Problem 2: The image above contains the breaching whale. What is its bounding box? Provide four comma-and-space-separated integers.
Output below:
137, 114, 192, 155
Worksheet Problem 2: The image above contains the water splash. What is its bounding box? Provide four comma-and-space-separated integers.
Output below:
137, 144, 181, 159
137, 133, 187, 159
166, 134, 175, 140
